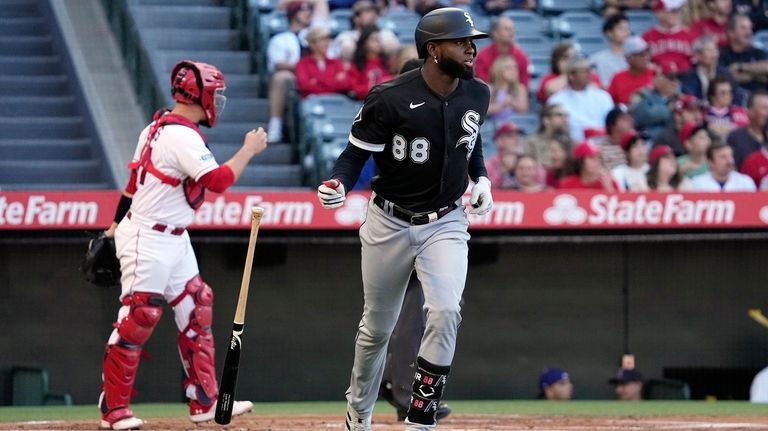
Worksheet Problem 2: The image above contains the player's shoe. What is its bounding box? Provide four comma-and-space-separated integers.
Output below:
345, 404, 372, 431
99, 407, 144, 430
188, 399, 253, 423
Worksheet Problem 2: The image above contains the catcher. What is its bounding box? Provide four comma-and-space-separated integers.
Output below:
96, 60, 267, 430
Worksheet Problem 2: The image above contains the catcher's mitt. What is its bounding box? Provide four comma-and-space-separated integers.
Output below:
81, 232, 121, 287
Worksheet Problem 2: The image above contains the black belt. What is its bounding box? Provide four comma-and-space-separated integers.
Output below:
373, 195, 457, 225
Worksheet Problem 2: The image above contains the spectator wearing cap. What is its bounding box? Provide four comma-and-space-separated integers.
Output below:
642, 0, 696, 74
609, 368, 644, 401
544, 133, 574, 188
691, 0, 732, 47
328, 0, 396, 62
680, 35, 744, 108
720, 13, 768, 96
538, 368, 573, 401
526, 103, 571, 167
655, 94, 705, 155
608, 36, 656, 105
590, 13, 630, 88
267, 0, 328, 143
295, 26, 354, 98
705, 76, 749, 141
728, 90, 768, 171
630, 60, 682, 141
487, 55, 530, 121
486, 122, 525, 189
475, 17, 530, 89
691, 141, 757, 190
559, 141, 619, 191
597, 105, 634, 171
548, 58, 615, 141
612, 130, 650, 191
647, 145, 693, 190
677, 122, 713, 178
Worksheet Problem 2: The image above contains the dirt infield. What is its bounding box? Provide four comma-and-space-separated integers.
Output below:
5, 414, 768, 431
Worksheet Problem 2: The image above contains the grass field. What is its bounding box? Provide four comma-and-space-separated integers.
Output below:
1, 400, 767, 422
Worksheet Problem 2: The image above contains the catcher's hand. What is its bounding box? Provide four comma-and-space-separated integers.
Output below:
80, 232, 121, 287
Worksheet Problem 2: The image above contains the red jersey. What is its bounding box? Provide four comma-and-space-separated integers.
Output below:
740, 148, 768, 186
295, 55, 353, 98
475, 43, 530, 88
642, 26, 696, 74
607, 68, 655, 105
692, 17, 727, 47
558, 174, 619, 191
348, 58, 393, 100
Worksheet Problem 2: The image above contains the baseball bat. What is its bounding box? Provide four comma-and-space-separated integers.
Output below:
215, 207, 264, 424
749, 309, 768, 330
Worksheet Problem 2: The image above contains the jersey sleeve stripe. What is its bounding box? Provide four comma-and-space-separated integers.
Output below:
349, 133, 384, 152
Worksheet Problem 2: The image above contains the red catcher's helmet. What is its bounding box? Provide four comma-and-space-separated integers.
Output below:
170, 60, 226, 127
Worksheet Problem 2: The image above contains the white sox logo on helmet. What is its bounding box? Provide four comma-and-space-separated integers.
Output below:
464, 11, 474, 27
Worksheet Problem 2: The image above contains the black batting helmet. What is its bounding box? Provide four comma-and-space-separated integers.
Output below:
414, 7, 488, 58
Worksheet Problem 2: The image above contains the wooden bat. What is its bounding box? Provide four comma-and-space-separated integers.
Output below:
749, 309, 768, 330
215, 207, 264, 424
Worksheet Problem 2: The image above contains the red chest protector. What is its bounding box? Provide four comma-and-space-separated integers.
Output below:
128, 111, 207, 209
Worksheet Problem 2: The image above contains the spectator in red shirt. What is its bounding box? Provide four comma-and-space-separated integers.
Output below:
608, 36, 655, 105
348, 25, 393, 100
559, 141, 619, 191
295, 26, 354, 98
475, 16, 530, 87
642, 0, 696, 74
729, 90, 768, 170
691, 0, 732, 47
705, 75, 749, 140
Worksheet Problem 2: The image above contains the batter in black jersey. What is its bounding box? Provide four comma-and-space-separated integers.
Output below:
317, 7, 493, 431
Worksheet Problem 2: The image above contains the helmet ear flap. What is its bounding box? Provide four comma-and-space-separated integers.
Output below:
171, 60, 204, 104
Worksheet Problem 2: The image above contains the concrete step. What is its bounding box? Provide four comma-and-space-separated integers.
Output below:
0, 35, 52, 56
0, 159, 103, 183
131, 5, 230, 29
155, 50, 252, 75
0, 96, 76, 117
0, 55, 61, 75
237, 164, 303, 188
143, 29, 238, 51
220, 74, 262, 98
0, 0, 39, 18
0, 117, 84, 139
0, 75, 68, 96
0, 17, 46, 36
210, 142, 294, 165
0, 138, 92, 160
219, 98, 269, 122
204, 120, 268, 143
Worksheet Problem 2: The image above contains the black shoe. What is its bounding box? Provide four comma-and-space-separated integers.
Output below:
396, 402, 451, 422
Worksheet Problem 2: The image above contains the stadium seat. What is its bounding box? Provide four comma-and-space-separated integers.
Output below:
378, 10, 421, 39
516, 35, 555, 57
504, 113, 539, 135
528, 55, 550, 79
329, 8, 353, 35
573, 35, 608, 56
642, 378, 691, 400
249, 0, 279, 12
258, 10, 289, 40
551, 11, 603, 39
500, 9, 547, 36
754, 30, 768, 50
625, 9, 658, 36
11, 366, 72, 406
538, 0, 593, 15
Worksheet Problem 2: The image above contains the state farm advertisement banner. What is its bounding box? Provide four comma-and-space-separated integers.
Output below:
2, 190, 768, 230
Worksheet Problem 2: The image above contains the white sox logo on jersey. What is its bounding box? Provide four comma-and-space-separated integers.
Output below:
457, 110, 480, 160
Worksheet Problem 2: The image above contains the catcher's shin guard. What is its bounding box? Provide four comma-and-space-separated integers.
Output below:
405, 357, 451, 427
101, 292, 164, 427
172, 275, 218, 404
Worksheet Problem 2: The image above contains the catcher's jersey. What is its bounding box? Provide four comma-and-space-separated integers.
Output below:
347, 68, 490, 212
129, 123, 218, 227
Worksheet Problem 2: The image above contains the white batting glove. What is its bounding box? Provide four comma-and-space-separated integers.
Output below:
469, 176, 493, 215
317, 179, 346, 209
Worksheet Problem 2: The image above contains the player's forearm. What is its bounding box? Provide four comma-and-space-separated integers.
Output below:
224, 147, 257, 181
330, 143, 372, 192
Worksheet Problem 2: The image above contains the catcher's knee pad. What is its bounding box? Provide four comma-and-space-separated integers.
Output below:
174, 275, 218, 403
116, 292, 165, 346
406, 357, 451, 426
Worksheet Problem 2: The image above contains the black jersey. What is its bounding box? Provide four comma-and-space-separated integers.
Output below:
337, 68, 490, 213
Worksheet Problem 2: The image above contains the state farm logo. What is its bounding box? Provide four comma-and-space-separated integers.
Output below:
335, 194, 368, 226
544, 195, 587, 225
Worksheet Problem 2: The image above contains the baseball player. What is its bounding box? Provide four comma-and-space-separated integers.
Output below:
317, 8, 493, 431
98, 60, 267, 430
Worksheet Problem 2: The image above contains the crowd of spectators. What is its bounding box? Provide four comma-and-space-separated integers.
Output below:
261, 0, 768, 192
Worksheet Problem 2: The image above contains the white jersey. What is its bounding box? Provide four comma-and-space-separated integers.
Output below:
129, 123, 218, 227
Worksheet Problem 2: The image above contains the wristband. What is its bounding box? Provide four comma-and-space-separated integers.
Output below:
113, 194, 132, 223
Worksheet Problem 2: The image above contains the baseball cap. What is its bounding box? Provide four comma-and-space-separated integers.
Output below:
678, 122, 706, 143
286, 0, 312, 20
352, 0, 376, 15
609, 368, 643, 385
648, 145, 674, 164
656, 59, 680, 78
539, 368, 570, 392
623, 36, 648, 56
619, 129, 645, 150
584, 127, 607, 140
573, 141, 601, 159
673, 95, 704, 113
494, 122, 525, 140
654, 0, 686, 11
